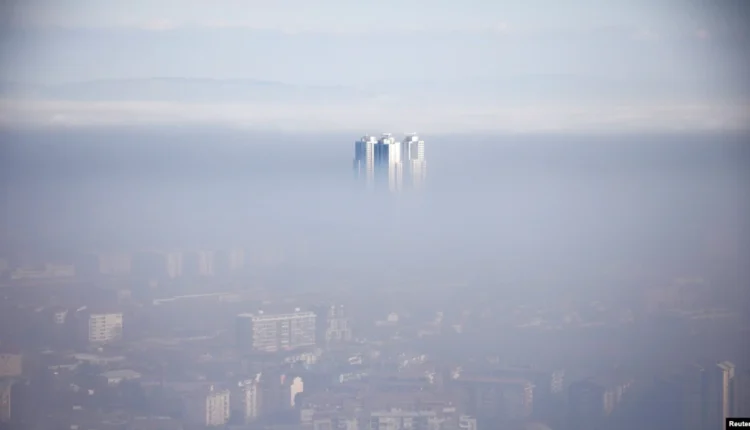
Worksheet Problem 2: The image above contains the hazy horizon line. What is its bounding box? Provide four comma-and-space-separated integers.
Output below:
1, 98, 748, 134
2, 120, 750, 139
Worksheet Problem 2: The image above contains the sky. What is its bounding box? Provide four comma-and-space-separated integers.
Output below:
0, 0, 748, 132
0, 0, 737, 34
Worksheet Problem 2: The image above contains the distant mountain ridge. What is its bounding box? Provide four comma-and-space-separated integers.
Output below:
1, 75, 747, 106
366, 74, 750, 105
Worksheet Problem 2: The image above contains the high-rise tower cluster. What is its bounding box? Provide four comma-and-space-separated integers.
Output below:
352, 133, 427, 192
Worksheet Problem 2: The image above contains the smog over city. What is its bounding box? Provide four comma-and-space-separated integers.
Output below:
0, 2, 749, 430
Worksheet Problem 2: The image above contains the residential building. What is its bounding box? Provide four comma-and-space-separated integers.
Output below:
315, 304, 353, 345
353, 135, 378, 189
658, 361, 738, 430
353, 133, 426, 193
165, 251, 183, 278
451, 374, 535, 421
10, 264, 75, 280
717, 361, 736, 427
187, 386, 231, 427
228, 248, 245, 271
241, 379, 261, 423
374, 133, 403, 192
79, 310, 124, 344
0, 350, 22, 378
236, 309, 316, 353
683, 361, 737, 430
403, 133, 427, 190
289, 376, 304, 407
369, 409, 443, 430
232, 377, 261, 424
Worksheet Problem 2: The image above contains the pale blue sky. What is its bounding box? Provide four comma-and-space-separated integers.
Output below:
5, 0, 687, 31
2, 1, 745, 84
0, 0, 747, 132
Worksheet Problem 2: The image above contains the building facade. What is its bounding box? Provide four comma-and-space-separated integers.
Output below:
239, 379, 260, 423
716, 361, 736, 430
403, 133, 427, 191
369, 409, 443, 430
374, 133, 403, 192
354, 135, 378, 189
228, 248, 245, 272
10, 264, 76, 280
236, 309, 317, 353
353, 133, 426, 193
315, 304, 353, 345
164, 252, 183, 279
188, 386, 231, 427
82, 312, 124, 343
0, 352, 22, 378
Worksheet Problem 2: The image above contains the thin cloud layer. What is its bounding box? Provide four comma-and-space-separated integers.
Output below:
4, 0, 742, 36
2, 1, 746, 135
2, 99, 748, 134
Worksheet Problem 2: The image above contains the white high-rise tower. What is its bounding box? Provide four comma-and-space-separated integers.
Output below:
353, 135, 378, 189
403, 133, 426, 190
374, 133, 403, 192
353, 133, 424, 193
